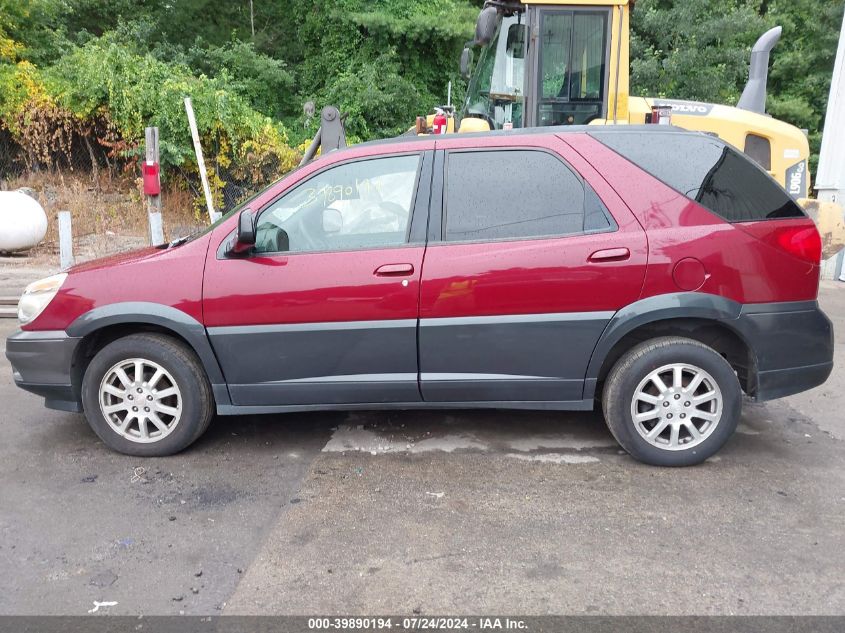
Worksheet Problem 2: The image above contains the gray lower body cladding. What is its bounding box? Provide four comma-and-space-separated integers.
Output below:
6, 299, 833, 415
733, 300, 834, 400
207, 319, 421, 406
5, 329, 81, 412
207, 312, 614, 407
417, 312, 613, 402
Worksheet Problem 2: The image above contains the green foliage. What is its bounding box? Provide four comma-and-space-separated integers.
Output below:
323, 49, 422, 139
631, 0, 767, 103
0, 0, 70, 64
0, 0, 477, 182
765, 0, 844, 172
0, 0, 842, 194
187, 40, 295, 119
0, 31, 298, 203
289, 0, 475, 139
631, 0, 844, 170
0, 2, 24, 62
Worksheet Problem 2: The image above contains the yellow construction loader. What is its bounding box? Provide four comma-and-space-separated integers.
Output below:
422, 0, 810, 198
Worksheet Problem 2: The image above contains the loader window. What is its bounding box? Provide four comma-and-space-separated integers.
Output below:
443, 149, 612, 242
744, 134, 772, 171
537, 10, 609, 126
463, 14, 526, 129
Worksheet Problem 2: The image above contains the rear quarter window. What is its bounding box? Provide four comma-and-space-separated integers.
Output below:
591, 131, 805, 222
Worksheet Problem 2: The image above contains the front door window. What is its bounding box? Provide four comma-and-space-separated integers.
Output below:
254, 154, 421, 254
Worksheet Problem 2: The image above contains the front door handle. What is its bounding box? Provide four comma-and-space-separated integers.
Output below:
588, 247, 630, 263
374, 263, 415, 276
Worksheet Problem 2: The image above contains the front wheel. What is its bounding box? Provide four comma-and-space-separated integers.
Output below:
602, 337, 741, 466
81, 333, 214, 456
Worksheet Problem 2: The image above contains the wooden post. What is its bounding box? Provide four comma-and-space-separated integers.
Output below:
58, 211, 73, 271
183, 97, 220, 224
145, 127, 165, 246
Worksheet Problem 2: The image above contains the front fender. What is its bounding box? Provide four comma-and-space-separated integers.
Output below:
67, 302, 227, 391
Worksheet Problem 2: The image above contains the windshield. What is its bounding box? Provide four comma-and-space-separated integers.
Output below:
463, 13, 526, 130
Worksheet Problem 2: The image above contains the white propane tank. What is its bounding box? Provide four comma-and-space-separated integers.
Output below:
0, 190, 48, 253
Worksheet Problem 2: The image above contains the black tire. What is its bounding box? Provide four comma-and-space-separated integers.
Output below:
81, 333, 214, 456
602, 336, 741, 467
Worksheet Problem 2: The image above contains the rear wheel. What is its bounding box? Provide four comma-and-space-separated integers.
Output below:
81, 333, 214, 456
602, 336, 741, 466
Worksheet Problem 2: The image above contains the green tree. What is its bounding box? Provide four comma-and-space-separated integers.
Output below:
764, 0, 844, 172
323, 49, 422, 139
187, 39, 295, 119
631, 0, 767, 103
287, 0, 475, 139
47, 33, 296, 170
631, 0, 843, 171
0, 0, 70, 64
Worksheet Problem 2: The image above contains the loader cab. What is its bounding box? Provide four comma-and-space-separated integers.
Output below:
461, 0, 630, 132
456, 1, 811, 197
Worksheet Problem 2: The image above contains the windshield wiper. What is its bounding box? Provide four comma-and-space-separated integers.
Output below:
166, 235, 193, 248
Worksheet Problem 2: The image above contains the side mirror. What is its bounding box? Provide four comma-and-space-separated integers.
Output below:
322, 207, 343, 234
475, 6, 498, 46
460, 47, 474, 81
228, 209, 255, 255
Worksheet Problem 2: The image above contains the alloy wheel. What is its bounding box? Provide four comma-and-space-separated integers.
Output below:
98, 358, 183, 443
629, 362, 723, 451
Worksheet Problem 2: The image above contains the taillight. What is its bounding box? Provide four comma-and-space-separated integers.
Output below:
773, 226, 822, 264
736, 220, 822, 265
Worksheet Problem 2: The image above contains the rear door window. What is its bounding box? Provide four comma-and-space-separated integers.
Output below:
443, 149, 612, 242
592, 131, 805, 222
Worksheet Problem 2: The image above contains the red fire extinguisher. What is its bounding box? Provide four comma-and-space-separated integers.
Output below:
432, 109, 448, 135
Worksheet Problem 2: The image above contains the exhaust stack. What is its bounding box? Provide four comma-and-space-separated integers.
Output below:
738, 26, 782, 114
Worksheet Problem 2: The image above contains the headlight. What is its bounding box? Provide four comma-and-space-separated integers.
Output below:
18, 273, 67, 325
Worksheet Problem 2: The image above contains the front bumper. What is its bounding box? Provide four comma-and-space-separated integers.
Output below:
735, 301, 834, 401
5, 329, 82, 412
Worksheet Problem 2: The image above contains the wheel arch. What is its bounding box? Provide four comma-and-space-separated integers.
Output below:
67, 303, 229, 406
584, 293, 757, 399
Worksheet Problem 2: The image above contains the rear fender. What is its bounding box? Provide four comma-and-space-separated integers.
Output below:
583, 292, 744, 399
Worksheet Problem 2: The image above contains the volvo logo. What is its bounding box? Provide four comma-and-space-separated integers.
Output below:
654, 100, 714, 116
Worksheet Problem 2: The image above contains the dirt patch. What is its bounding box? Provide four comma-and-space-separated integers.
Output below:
1, 171, 211, 285
4, 171, 206, 260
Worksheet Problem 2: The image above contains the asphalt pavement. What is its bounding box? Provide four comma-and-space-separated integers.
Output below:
1, 284, 843, 616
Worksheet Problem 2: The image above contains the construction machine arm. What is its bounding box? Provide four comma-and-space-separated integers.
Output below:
299, 106, 347, 167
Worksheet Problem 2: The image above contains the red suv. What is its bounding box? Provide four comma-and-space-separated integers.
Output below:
6, 127, 833, 465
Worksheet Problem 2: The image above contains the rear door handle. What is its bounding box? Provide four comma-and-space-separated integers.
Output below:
588, 247, 630, 263
374, 263, 415, 276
